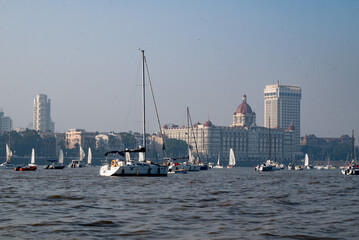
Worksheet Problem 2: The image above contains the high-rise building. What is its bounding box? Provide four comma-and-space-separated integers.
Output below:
0, 109, 12, 133
264, 83, 301, 151
33, 94, 55, 132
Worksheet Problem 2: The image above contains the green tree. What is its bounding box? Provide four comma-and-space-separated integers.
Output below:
119, 132, 137, 149
332, 144, 351, 161
21, 130, 42, 156
164, 138, 188, 158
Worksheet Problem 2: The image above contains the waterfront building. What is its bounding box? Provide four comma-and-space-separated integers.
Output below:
33, 94, 55, 132
65, 129, 96, 149
0, 109, 12, 133
162, 95, 295, 165
264, 83, 301, 151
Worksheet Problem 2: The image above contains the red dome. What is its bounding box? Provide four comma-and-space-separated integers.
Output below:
235, 94, 252, 114
204, 120, 213, 127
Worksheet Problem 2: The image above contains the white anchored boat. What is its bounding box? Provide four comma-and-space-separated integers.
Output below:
213, 153, 223, 169
68, 146, 86, 168
85, 148, 94, 167
0, 143, 15, 169
0, 127, 16, 169
304, 153, 313, 169
342, 130, 359, 175
227, 148, 236, 168
100, 50, 168, 177
44, 149, 66, 169
182, 107, 200, 171
255, 117, 283, 171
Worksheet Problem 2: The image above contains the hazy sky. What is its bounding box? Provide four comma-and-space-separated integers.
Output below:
1, 0, 358, 138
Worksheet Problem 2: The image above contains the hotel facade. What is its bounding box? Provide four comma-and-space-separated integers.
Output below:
162, 95, 295, 165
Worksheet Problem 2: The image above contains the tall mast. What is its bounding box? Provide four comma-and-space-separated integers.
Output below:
7, 122, 11, 162
187, 107, 190, 144
268, 117, 271, 160
352, 130, 355, 162
141, 50, 146, 156
187, 107, 200, 164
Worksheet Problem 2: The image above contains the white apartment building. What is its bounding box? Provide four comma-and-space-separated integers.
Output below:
33, 94, 55, 132
264, 83, 301, 151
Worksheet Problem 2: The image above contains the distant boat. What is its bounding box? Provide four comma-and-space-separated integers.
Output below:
314, 165, 325, 170
184, 147, 200, 171
342, 130, 359, 175
168, 161, 188, 174
0, 144, 15, 169
68, 146, 86, 168
213, 153, 223, 169
14, 148, 37, 171
0, 127, 15, 169
227, 148, 236, 168
29, 148, 36, 166
85, 148, 94, 167
44, 149, 66, 169
183, 107, 201, 171
324, 155, 335, 169
304, 154, 313, 169
254, 117, 282, 171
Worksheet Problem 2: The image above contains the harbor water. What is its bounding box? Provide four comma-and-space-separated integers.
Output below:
0, 167, 357, 239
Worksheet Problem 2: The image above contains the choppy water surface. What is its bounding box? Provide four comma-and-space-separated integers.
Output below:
0, 167, 358, 239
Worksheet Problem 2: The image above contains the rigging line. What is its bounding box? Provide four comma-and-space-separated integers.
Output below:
187, 107, 200, 163
144, 56, 168, 160
125, 57, 142, 132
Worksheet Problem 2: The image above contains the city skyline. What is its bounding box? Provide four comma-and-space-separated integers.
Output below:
0, 1, 358, 138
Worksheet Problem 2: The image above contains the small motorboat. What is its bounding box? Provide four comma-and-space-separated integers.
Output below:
45, 149, 66, 169
168, 169, 188, 174
14, 165, 37, 171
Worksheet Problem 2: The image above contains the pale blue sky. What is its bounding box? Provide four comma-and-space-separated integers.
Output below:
0, 0, 358, 138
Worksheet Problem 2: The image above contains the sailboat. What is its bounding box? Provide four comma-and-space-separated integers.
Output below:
99, 50, 168, 177
184, 147, 200, 171
182, 107, 201, 171
0, 144, 15, 169
342, 130, 359, 175
227, 148, 236, 168
304, 153, 313, 169
85, 148, 94, 167
68, 146, 86, 168
255, 117, 282, 171
213, 153, 223, 168
0, 127, 16, 169
324, 155, 335, 169
44, 149, 66, 169
14, 148, 37, 171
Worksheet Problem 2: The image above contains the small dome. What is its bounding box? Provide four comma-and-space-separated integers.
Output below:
288, 123, 295, 131
204, 120, 213, 127
235, 94, 253, 114
193, 122, 201, 127
162, 124, 168, 129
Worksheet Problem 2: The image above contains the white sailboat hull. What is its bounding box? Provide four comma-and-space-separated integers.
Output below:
213, 165, 223, 169
0, 162, 16, 169
99, 161, 168, 177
